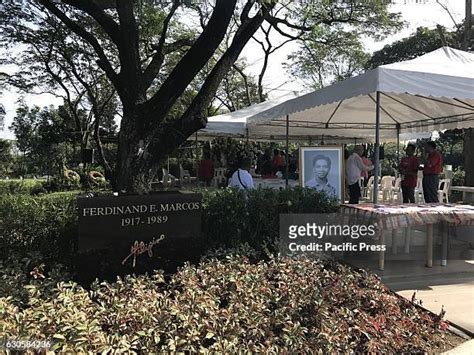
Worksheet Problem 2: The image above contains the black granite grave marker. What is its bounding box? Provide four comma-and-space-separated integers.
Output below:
77, 192, 202, 268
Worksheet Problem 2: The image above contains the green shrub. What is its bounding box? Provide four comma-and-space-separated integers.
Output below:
1, 188, 337, 267
202, 187, 339, 250
452, 167, 465, 186
0, 179, 45, 195
43, 176, 81, 193
0, 255, 452, 353
0, 253, 71, 307
0, 193, 77, 263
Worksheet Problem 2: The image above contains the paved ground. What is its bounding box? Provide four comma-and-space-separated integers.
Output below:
351, 259, 474, 335
444, 339, 474, 354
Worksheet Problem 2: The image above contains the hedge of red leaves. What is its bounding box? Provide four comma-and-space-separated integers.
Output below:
1, 256, 454, 352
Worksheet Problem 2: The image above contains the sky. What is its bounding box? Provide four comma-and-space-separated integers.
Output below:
0, 0, 467, 140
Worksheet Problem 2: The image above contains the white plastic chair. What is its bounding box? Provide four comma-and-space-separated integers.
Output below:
391, 177, 402, 203
415, 176, 424, 203
365, 176, 375, 201
161, 168, 176, 187
180, 165, 197, 183
379, 176, 395, 202
211, 168, 227, 187
438, 178, 451, 203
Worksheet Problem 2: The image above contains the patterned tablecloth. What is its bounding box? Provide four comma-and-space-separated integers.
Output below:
253, 179, 299, 189
342, 203, 474, 230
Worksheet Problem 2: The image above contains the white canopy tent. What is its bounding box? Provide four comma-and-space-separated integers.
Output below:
245, 47, 474, 201
200, 94, 295, 138
200, 93, 370, 144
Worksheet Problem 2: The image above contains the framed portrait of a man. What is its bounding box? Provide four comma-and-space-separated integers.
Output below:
299, 146, 344, 202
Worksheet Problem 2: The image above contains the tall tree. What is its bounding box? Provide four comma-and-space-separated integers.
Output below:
10, 105, 68, 176
285, 3, 403, 89
1, 0, 402, 192
1, 2, 123, 181
288, 29, 371, 89
0, 139, 13, 177
365, 26, 459, 69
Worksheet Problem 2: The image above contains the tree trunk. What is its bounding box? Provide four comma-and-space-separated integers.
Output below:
464, 128, 474, 186
115, 111, 204, 193
112, 1, 272, 193
93, 121, 115, 189
116, 109, 154, 193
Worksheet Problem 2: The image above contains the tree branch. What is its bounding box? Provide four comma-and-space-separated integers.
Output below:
61, 0, 122, 45
142, 0, 238, 126
116, 0, 142, 93
436, 0, 462, 31
232, 64, 251, 106
37, 0, 119, 89
240, 0, 256, 22
142, 1, 180, 91
164, 38, 195, 54
93, 88, 116, 184
152, 2, 274, 145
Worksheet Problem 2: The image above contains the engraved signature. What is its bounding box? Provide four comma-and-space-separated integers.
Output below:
121, 234, 165, 267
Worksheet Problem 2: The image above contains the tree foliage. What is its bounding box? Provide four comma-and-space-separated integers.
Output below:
287, 29, 370, 89
366, 26, 460, 69
1, 0, 403, 192
0, 139, 13, 177
285, 1, 403, 88
10, 105, 68, 176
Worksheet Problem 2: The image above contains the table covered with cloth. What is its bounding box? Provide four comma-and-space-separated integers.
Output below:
343, 203, 474, 229
341, 203, 474, 270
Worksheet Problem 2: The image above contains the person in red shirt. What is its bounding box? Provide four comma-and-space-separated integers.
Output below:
272, 149, 285, 173
421, 141, 443, 203
198, 153, 215, 186
399, 144, 419, 203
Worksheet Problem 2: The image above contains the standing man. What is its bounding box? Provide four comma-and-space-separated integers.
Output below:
346, 145, 374, 204
198, 152, 215, 187
228, 157, 254, 190
272, 149, 284, 173
399, 143, 419, 203
421, 141, 443, 203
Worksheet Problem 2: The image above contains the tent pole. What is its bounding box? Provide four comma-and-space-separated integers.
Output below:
373, 91, 381, 206
286, 114, 289, 188
246, 128, 249, 145
396, 124, 400, 174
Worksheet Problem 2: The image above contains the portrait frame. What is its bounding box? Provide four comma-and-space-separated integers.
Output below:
299, 145, 345, 203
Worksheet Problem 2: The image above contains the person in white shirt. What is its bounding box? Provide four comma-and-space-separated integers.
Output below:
346, 145, 374, 204
228, 157, 254, 190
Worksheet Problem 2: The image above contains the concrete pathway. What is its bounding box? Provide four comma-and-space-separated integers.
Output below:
444, 339, 474, 354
